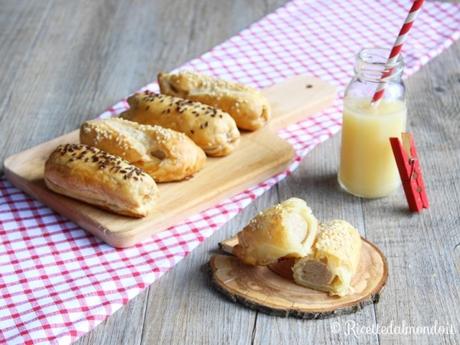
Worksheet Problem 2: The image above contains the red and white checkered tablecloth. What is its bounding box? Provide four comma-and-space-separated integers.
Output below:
1, 0, 459, 344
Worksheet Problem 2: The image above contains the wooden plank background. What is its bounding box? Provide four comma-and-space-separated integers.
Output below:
0, 1, 459, 344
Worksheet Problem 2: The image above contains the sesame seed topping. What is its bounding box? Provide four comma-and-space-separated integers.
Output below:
53, 144, 147, 181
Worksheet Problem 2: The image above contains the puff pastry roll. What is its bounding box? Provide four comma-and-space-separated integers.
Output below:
233, 198, 318, 266
158, 71, 271, 131
292, 220, 362, 296
80, 118, 206, 182
120, 91, 240, 157
44, 144, 159, 217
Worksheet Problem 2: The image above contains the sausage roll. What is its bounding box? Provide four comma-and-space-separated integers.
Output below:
44, 144, 159, 217
292, 220, 362, 296
120, 91, 240, 157
80, 118, 206, 182
233, 198, 318, 266
158, 71, 271, 131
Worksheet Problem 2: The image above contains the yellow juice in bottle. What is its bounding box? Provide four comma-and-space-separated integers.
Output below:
338, 98, 406, 198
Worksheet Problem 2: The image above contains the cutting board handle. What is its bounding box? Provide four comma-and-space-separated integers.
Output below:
262, 75, 337, 132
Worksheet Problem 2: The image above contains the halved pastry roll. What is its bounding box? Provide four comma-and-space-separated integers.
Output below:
233, 198, 318, 266
44, 144, 159, 217
120, 91, 240, 157
158, 71, 271, 131
80, 118, 206, 182
292, 220, 362, 296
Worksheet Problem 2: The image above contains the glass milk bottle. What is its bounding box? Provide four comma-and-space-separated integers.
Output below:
338, 48, 407, 198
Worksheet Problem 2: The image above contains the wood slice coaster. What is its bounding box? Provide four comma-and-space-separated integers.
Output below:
209, 237, 388, 318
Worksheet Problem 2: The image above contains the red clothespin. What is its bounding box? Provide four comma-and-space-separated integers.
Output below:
390, 132, 429, 212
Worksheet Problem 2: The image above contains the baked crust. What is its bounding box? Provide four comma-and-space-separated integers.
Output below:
158, 71, 271, 131
292, 220, 362, 296
80, 118, 206, 182
44, 144, 159, 217
233, 198, 318, 266
120, 91, 240, 157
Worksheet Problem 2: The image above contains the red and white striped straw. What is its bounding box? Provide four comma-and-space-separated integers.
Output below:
371, 0, 425, 105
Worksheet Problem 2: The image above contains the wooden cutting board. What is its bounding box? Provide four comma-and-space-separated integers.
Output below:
3, 75, 336, 248
210, 236, 388, 318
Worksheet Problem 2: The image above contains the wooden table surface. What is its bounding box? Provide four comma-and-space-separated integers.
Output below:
1, 1, 459, 344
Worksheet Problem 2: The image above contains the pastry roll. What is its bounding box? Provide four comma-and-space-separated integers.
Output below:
120, 91, 240, 157
44, 144, 159, 217
292, 220, 362, 296
158, 71, 271, 131
233, 198, 318, 266
80, 118, 206, 182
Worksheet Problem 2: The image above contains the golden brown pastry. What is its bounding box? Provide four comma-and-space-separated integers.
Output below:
233, 198, 318, 266
120, 91, 240, 157
292, 220, 362, 296
158, 71, 271, 131
44, 144, 159, 217
80, 117, 206, 182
